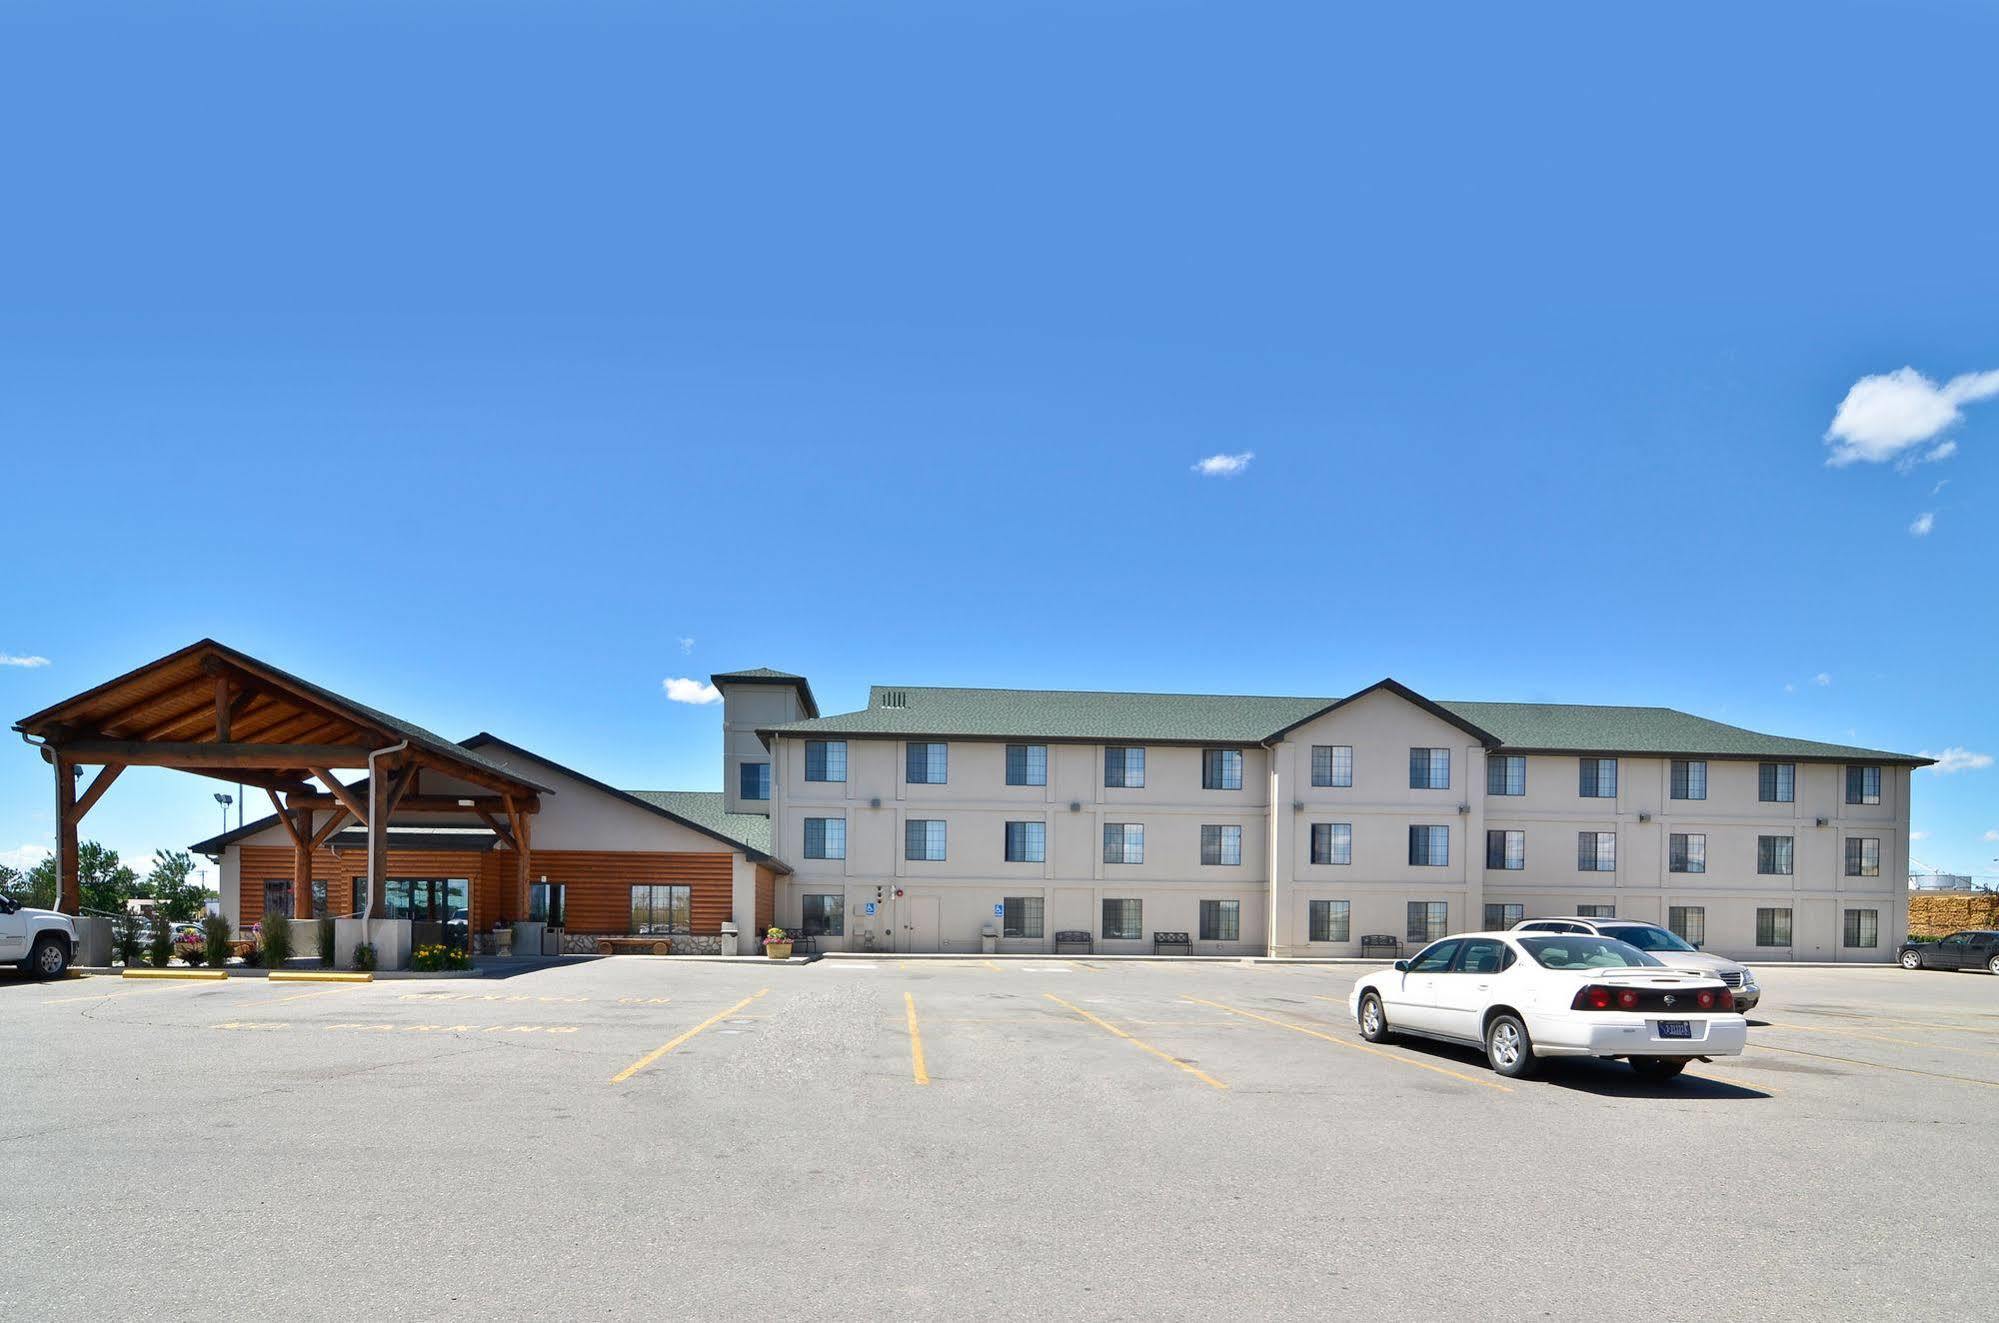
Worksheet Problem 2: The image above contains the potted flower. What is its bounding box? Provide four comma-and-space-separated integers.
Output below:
762, 926, 793, 960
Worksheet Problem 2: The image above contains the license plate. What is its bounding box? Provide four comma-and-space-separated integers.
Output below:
1658, 1020, 1693, 1039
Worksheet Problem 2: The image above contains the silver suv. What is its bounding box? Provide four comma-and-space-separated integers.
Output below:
1512, 916, 1760, 1011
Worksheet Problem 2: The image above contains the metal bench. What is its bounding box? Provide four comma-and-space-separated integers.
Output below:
1053, 930, 1092, 954
787, 929, 821, 956
1152, 931, 1192, 956
1359, 934, 1401, 959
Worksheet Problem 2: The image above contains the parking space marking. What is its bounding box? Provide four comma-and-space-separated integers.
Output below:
1760, 1018, 1999, 1060
1749, 1040, 1999, 1090
41, 982, 207, 1005
1044, 993, 1227, 1090
237, 986, 362, 1009
1185, 997, 1512, 1093
609, 989, 769, 1084
904, 992, 930, 1086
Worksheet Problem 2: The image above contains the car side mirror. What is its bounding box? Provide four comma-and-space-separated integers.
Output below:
1393, 960, 1409, 972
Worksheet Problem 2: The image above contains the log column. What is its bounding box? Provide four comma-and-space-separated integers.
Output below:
55, 754, 79, 915
292, 807, 314, 919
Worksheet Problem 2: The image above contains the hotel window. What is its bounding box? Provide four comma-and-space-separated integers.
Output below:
1668, 832, 1705, 874
1002, 896, 1044, 939
310, 879, 329, 919
261, 880, 293, 921
1309, 899, 1351, 943
1005, 821, 1046, 864
1843, 908, 1880, 949
1103, 823, 1144, 864
904, 819, 947, 862
1006, 744, 1048, 787
1844, 837, 1880, 878
1200, 824, 1243, 866
1484, 902, 1524, 930
1311, 822, 1353, 866
1576, 903, 1616, 918
739, 761, 770, 801
528, 881, 565, 925
1578, 758, 1618, 798
800, 893, 844, 937
1485, 829, 1524, 871
1487, 755, 1525, 796
1670, 759, 1707, 801
1311, 745, 1353, 788
1668, 906, 1706, 947
906, 743, 948, 785
1202, 748, 1244, 791
1756, 906, 1794, 947
1757, 834, 1794, 876
1846, 765, 1882, 806
1409, 747, 1451, 790
1200, 899, 1240, 942
1104, 746, 1146, 788
629, 884, 691, 936
804, 740, 847, 783
1759, 762, 1795, 803
802, 817, 846, 861
1407, 901, 1449, 943
1577, 832, 1617, 872
1102, 898, 1142, 941
1408, 825, 1450, 867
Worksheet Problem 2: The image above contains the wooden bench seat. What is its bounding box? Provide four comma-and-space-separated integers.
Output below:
595, 936, 672, 956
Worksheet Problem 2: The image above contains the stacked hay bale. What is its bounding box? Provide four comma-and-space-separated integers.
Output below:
1907, 891, 1999, 938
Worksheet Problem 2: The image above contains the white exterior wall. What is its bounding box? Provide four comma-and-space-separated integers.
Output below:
773, 735, 1271, 954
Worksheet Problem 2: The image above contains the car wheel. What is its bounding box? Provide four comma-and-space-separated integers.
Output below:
1988, 955, 1999, 976
1900, 950, 1923, 970
1630, 1057, 1688, 1081
1357, 993, 1393, 1043
1485, 1013, 1535, 1078
29, 936, 68, 980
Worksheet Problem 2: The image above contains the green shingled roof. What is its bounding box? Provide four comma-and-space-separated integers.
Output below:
763, 683, 1927, 764
627, 791, 772, 855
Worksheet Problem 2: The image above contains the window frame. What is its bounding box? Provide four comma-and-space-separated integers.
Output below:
1002, 895, 1044, 939
1408, 825, 1450, 867
1578, 757, 1618, 799
1846, 764, 1882, 806
1759, 762, 1796, 803
1311, 745, 1353, 788
1005, 744, 1048, 787
739, 761, 771, 801
1669, 759, 1707, 801
1668, 905, 1706, 947
1485, 828, 1525, 871
802, 816, 847, 861
629, 883, 692, 936
904, 819, 947, 862
1409, 747, 1451, 790
1844, 836, 1881, 878
799, 893, 845, 937
1004, 820, 1046, 864
1199, 823, 1243, 866
1483, 902, 1524, 930
1668, 831, 1705, 874
1308, 899, 1351, 944
1406, 901, 1449, 944
1311, 822, 1353, 866
1102, 822, 1144, 865
1103, 746, 1146, 789
1842, 907, 1880, 949
1486, 755, 1526, 797
1577, 831, 1617, 872
1757, 834, 1795, 876
906, 742, 949, 785
1199, 898, 1240, 942
1101, 897, 1142, 941
803, 740, 847, 783
1756, 906, 1794, 947
1201, 748, 1244, 791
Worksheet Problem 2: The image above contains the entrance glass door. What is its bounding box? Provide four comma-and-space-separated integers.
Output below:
385, 878, 471, 950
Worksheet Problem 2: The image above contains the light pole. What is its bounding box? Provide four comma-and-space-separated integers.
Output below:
213, 792, 232, 840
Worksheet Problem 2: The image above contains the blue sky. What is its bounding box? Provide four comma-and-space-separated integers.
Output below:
3, 1, 1995, 885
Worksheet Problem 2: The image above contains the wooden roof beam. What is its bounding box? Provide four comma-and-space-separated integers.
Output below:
59, 740, 374, 769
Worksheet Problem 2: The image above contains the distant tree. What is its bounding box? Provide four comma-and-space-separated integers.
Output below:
144, 850, 206, 922
16, 842, 139, 914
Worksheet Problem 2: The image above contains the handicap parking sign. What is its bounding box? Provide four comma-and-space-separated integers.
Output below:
994, 903, 1005, 917
865, 902, 877, 916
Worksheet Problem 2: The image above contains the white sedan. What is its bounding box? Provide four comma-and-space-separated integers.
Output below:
1348, 930, 1748, 1081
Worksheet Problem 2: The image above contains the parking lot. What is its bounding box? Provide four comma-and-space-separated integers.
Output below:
4, 957, 1995, 1321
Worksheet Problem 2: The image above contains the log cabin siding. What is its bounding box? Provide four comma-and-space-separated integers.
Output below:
238, 844, 737, 936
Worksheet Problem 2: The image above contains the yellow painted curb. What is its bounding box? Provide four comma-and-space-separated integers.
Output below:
267, 971, 374, 984
121, 968, 229, 980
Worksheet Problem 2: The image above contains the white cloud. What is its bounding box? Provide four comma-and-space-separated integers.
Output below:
678, 637, 696, 655
1919, 747, 1993, 774
1909, 512, 1935, 537
0, 843, 52, 871
662, 677, 722, 705
1923, 439, 1957, 463
0, 653, 51, 668
1932, 477, 1952, 496
1191, 451, 1255, 477
1910, 830, 1930, 842
1783, 682, 1796, 694
1813, 672, 1832, 687
1983, 829, 1999, 843
1825, 366, 1999, 466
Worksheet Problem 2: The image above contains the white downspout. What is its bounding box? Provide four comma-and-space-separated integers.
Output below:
359, 740, 410, 933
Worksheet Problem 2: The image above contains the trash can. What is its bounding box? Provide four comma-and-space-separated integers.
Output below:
720, 922, 740, 957
980, 923, 999, 955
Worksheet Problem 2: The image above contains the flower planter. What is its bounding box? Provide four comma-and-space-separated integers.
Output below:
765, 941, 794, 960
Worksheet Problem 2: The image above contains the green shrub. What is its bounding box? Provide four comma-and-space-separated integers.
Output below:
260, 916, 293, 967
114, 915, 143, 967
351, 943, 377, 972
202, 914, 232, 967
318, 918, 336, 966
147, 912, 175, 967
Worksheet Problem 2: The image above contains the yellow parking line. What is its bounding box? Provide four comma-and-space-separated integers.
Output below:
41, 982, 208, 1005
1761, 1018, 1999, 1060
609, 989, 768, 1084
1749, 1040, 1999, 1090
1045, 994, 1227, 1090
904, 992, 930, 1085
1185, 997, 1511, 1093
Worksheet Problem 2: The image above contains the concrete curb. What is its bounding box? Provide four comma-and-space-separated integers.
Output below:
819, 951, 1383, 965
268, 971, 374, 984
73, 966, 485, 981
121, 968, 228, 981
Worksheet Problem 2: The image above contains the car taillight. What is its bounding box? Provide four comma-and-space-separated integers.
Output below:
1717, 988, 1734, 1011
1617, 989, 1640, 1010
1696, 989, 1715, 1009
1573, 985, 1615, 1010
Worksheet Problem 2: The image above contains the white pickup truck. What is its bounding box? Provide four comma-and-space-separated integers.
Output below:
0, 895, 76, 978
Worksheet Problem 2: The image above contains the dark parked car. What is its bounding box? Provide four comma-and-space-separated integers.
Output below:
1898, 930, 1999, 974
